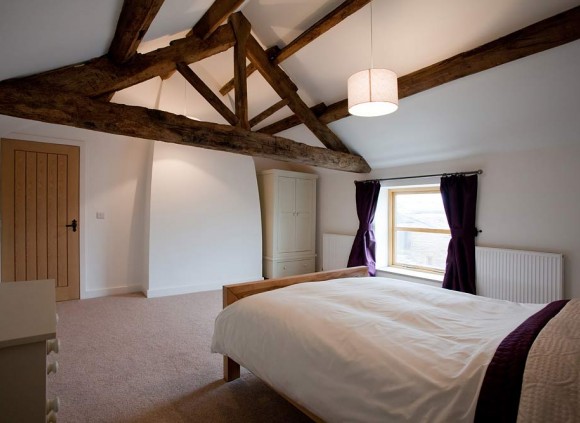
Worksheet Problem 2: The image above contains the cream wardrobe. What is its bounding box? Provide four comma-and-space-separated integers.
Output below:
257, 170, 317, 278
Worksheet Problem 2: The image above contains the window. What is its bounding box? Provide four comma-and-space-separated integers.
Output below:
387, 186, 450, 274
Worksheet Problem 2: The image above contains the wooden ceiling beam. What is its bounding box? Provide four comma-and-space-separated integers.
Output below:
187, 0, 246, 39
176, 62, 238, 126
0, 86, 370, 173
220, 46, 280, 96
317, 99, 349, 125
258, 102, 326, 134
0, 24, 235, 99
160, 0, 244, 81
396, 6, 580, 99
263, 5, 580, 134
108, 0, 165, 64
275, 0, 371, 63
230, 13, 251, 129
245, 31, 349, 153
249, 99, 290, 128
219, 0, 370, 96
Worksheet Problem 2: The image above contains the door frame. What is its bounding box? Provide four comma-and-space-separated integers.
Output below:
0, 134, 86, 298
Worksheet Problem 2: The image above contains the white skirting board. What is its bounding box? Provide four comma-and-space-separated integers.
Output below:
145, 275, 264, 298
83, 284, 143, 299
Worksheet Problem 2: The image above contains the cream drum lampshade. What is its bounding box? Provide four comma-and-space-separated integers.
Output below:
348, 68, 398, 117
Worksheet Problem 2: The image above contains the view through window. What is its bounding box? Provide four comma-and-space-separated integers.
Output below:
388, 186, 450, 273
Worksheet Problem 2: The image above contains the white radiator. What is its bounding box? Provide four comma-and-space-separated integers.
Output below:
322, 233, 355, 271
476, 247, 563, 303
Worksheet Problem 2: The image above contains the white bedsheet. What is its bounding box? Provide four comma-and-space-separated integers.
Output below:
211, 277, 544, 422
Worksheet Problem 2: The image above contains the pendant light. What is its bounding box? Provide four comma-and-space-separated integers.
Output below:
347, 0, 398, 117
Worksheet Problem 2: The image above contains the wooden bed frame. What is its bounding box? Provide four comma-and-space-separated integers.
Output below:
220, 266, 369, 422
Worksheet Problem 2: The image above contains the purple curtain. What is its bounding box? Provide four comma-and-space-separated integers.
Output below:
347, 180, 381, 276
441, 174, 478, 294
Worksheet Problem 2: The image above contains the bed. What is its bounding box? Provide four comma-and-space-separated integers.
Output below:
211, 267, 579, 422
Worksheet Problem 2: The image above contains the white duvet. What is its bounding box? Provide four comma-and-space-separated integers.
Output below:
211, 277, 544, 422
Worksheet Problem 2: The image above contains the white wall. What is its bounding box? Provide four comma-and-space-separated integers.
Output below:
318, 144, 580, 299
0, 116, 152, 298
147, 142, 263, 297
142, 70, 262, 297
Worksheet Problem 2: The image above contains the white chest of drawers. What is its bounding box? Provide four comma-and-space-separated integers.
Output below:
0, 280, 58, 422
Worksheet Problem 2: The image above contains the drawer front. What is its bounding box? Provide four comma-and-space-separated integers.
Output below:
274, 258, 315, 278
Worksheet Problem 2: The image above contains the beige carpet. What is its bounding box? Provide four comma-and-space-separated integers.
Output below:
47, 290, 312, 422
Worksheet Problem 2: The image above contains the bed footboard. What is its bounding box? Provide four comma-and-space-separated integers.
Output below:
222, 266, 369, 308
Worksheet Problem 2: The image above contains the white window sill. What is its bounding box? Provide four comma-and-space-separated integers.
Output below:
376, 266, 443, 287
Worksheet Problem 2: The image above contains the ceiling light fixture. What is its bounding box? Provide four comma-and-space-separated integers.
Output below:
347, 0, 398, 117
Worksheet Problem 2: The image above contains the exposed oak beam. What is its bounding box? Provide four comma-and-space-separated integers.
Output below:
0, 87, 370, 173
176, 62, 238, 126
230, 13, 251, 129
276, 0, 371, 63
249, 99, 289, 128
219, 46, 280, 95
95, 92, 116, 103
245, 33, 349, 153
220, 65, 251, 97
314, 99, 347, 126
219, 0, 370, 95
161, 0, 244, 81
108, 0, 165, 64
1, 24, 235, 98
187, 0, 245, 39
397, 6, 580, 99
259, 102, 326, 134
263, 6, 580, 133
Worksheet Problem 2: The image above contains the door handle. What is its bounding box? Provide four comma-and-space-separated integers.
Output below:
66, 219, 78, 232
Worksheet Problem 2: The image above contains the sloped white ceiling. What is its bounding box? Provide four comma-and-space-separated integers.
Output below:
328, 40, 580, 168
1, 0, 579, 170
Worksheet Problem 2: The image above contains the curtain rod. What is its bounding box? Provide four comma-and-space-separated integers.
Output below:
358, 169, 483, 183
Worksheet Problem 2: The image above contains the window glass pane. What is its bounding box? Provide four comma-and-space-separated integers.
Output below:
394, 231, 451, 271
395, 193, 448, 229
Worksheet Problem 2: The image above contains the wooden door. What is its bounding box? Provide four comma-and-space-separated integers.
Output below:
1, 139, 80, 301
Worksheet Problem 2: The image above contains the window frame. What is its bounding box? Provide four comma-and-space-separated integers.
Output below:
387, 186, 450, 274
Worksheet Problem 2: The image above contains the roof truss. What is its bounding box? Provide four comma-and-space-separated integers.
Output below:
0, 0, 370, 172
0, 2, 578, 173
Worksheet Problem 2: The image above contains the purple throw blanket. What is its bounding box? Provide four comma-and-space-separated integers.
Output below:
474, 300, 569, 423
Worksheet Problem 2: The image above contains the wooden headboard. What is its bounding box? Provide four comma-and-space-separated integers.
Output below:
222, 266, 369, 308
